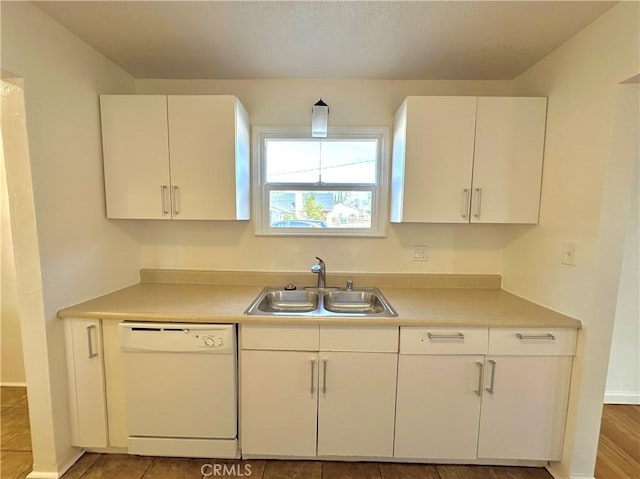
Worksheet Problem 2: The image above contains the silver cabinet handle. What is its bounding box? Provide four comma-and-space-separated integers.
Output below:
172, 186, 180, 215
161, 185, 169, 215
461, 188, 470, 218
322, 358, 328, 394
486, 359, 496, 394
427, 332, 464, 340
474, 361, 484, 397
310, 359, 316, 394
474, 187, 483, 218
87, 325, 98, 359
516, 333, 556, 340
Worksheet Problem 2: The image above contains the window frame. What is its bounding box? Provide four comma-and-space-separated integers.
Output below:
252, 126, 390, 237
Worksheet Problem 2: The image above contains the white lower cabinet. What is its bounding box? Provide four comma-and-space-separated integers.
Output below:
394, 327, 576, 462
477, 355, 573, 461
239, 325, 398, 458
317, 352, 397, 457
240, 350, 318, 457
395, 354, 484, 459
64, 318, 576, 463
63, 318, 109, 448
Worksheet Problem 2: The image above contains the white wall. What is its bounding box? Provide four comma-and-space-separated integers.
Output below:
135, 79, 513, 274
503, 3, 639, 478
1, 2, 139, 476
606, 144, 639, 404
1, 122, 25, 386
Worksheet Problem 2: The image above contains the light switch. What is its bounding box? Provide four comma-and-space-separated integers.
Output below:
561, 241, 577, 266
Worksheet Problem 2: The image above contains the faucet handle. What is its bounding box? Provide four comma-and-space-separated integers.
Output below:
346, 280, 353, 291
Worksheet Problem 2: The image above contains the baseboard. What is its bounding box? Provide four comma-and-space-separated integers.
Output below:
604, 391, 640, 404
546, 467, 595, 479
26, 449, 85, 479
1, 381, 27, 387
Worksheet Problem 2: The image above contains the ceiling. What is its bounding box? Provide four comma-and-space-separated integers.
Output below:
32, 1, 616, 80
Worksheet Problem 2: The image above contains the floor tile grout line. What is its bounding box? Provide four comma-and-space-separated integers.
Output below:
73, 452, 101, 479
138, 455, 156, 479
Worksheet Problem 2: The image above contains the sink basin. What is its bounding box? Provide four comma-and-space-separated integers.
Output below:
323, 291, 386, 314
256, 290, 319, 313
245, 286, 397, 317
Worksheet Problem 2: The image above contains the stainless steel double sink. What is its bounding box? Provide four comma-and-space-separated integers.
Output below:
245, 286, 397, 318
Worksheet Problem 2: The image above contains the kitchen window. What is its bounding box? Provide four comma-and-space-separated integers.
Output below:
253, 127, 390, 236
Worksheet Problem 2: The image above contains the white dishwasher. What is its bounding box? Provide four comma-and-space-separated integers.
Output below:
120, 322, 238, 458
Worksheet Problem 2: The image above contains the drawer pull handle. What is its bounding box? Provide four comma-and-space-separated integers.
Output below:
310, 359, 316, 395
474, 361, 484, 397
516, 333, 556, 340
427, 332, 464, 340
486, 359, 496, 394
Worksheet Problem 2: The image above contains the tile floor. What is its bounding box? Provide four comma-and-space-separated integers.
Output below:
1, 386, 555, 479
1, 386, 32, 479
57, 456, 553, 479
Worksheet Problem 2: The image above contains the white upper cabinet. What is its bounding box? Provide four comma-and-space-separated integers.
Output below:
101, 95, 170, 219
471, 97, 547, 224
390, 96, 547, 224
100, 95, 250, 220
391, 96, 477, 223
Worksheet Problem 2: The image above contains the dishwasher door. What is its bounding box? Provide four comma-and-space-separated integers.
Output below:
120, 322, 237, 457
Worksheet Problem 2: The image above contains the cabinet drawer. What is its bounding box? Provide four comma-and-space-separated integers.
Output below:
488, 328, 577, 356
400, 327, 488, 355
241, 324, 319, 351
320, 326, 398, 352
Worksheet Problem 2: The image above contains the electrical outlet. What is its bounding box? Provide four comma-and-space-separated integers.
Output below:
561, 241, 577, 266
412, 245, 429, 262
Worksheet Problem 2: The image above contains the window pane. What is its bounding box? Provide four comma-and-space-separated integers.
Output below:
266, 140, 320, 183
265, 140, 377, 184
320, 141, 377, 184
269, 190, 372, 228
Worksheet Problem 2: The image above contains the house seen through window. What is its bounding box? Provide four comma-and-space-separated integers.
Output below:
253, 127, 389, 236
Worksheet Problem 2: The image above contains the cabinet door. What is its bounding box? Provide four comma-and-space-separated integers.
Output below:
240, 350, 318, 456
471, 97, 547, 224
477, 356, 572, 460
100, 95, 171, 219
64, 318, 108, 447
317, 352, 397, 457
391, 96, 477, 223
168, 96, 249, 220
395, 355, 483, 460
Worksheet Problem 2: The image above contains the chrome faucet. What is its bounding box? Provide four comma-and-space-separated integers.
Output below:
311, 256, 326, 289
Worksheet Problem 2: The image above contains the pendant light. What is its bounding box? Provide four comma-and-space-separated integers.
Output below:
311, 98, 329, 138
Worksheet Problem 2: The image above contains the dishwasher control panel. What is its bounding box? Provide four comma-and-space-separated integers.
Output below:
196, 334, 226, 349
120, 322, 235, 354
